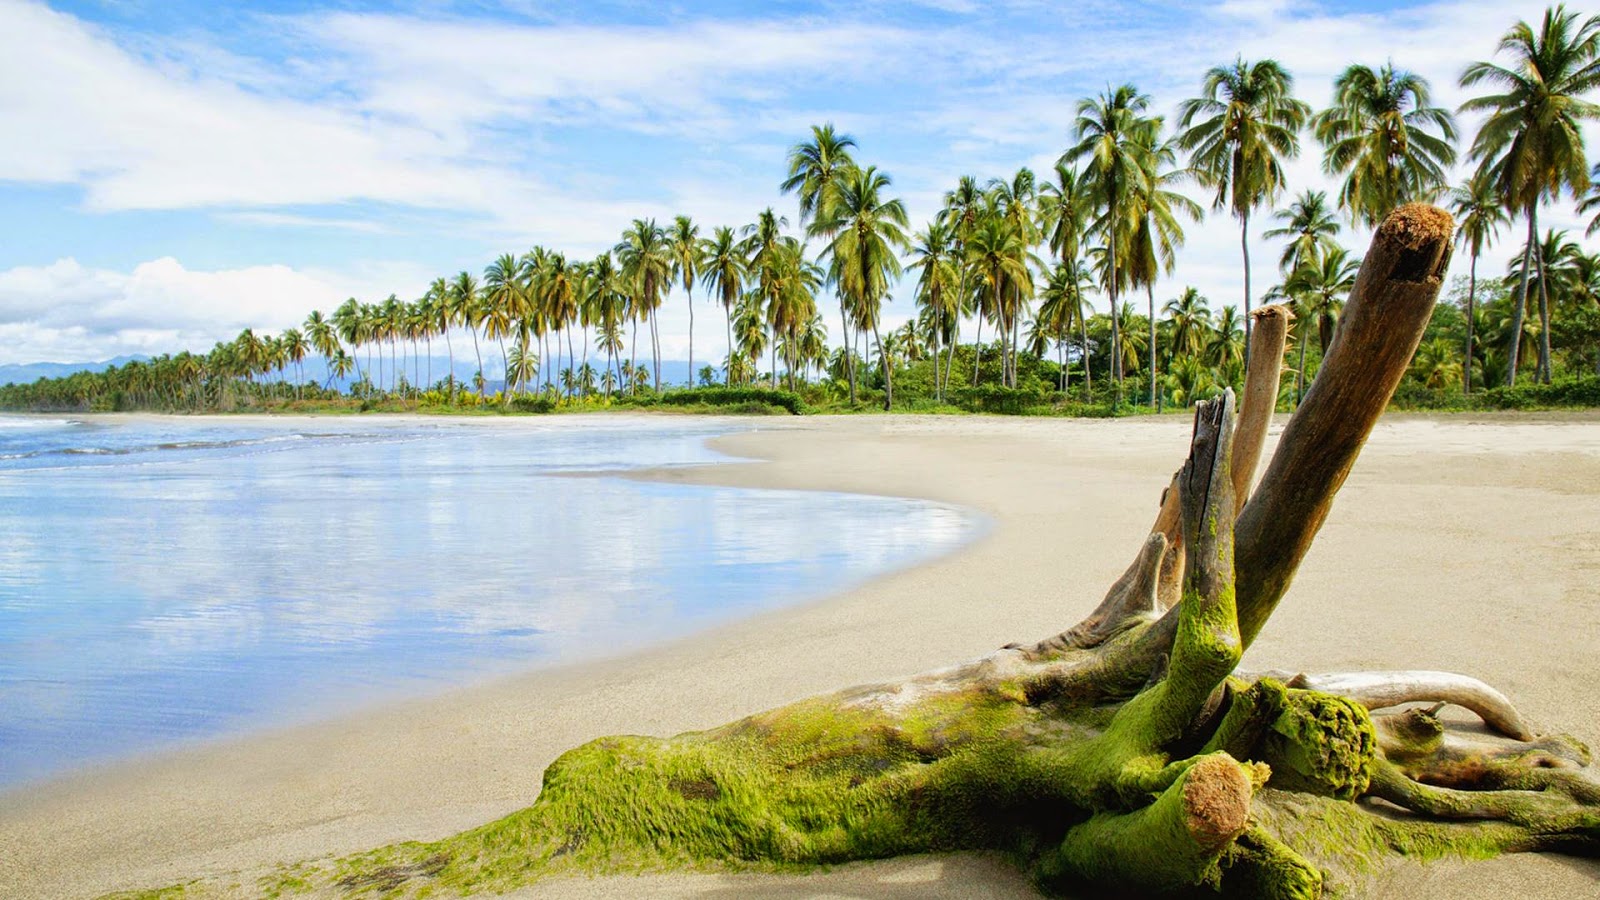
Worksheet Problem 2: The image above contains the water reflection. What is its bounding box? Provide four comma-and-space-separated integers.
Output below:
0, 417, 974, 787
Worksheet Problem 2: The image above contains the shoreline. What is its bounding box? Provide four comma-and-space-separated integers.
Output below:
2, 413, 1599, 898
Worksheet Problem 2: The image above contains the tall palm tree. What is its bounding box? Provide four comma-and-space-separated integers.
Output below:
941, 176, 983, 391
1125, 129, 1202, 406
821, 165, 910, 409
1065, 83, 1158, 401
449, 272, 484, 397
1312, 62, 1458, 225
1038, 163, 1094, 396
616, 219, 672, 391
1036, 263, 1091, 391
1287, 246, 1361, 356
700, 226, 748, 387
1449, 175, 1510, 392
966, 215, 1034, 389
782, 123, 859, 232
986, 168, 1042, 386
426, 278, 455, 398
1178, 58, 1310, 364
331, 298, 366, 390
907, 220, 960, 400
1164, 286, 1213, 362
1263, 190, 1341, 274
742, 208, 793, 389
1461, 5, 1600, 384
667, 215, 704, 387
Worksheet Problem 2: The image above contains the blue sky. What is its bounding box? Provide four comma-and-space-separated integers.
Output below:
0, 0, 1586, 365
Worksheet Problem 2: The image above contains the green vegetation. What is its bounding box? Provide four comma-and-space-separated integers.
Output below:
9, 7, 1600, 418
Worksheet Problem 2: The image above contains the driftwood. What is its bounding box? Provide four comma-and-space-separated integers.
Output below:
142, 204, 1600, 899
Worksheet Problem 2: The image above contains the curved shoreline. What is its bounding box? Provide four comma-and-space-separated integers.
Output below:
3, 413, 1599, 898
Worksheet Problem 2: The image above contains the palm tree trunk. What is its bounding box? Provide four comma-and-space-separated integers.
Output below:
1464, 249, 1477, 394
971, 314, 984, 386
426, 335, 433, 392
840, 297, 857, 403
873, 322, 892, 410
1241, 211, 1253, 374
1507, 211, 1535, 387
725, 304, 735, 387
629, 315, 638, 395
499, 336, 510, 403
1297, 322, 1309, 406
1078, 299, 1092, 400
568, 331, 577, 399
1533, 223, 1553, 385
687, 289, 695, 388
470, 329, 484, 397
932, 307, 943, 403
444, 328, 455, 400
651, 311, 662, 392
1147, 283, 1157, 408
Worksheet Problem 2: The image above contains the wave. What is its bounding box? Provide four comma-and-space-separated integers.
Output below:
0, 432, 341, 464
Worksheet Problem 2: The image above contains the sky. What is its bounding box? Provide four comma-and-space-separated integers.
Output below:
0, 0, 1591, 367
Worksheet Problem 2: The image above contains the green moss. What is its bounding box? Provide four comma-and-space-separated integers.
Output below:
1257, 690, 1376, 800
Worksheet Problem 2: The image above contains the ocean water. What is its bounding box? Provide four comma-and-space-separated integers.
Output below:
0, 415, 974, 789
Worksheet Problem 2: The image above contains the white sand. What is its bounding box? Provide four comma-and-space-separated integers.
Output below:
2, 412, 1598, 898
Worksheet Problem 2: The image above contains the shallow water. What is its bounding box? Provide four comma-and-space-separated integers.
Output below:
0, 415, 974, 788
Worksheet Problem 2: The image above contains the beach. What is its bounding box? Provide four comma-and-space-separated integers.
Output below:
2, 411, 1598, 899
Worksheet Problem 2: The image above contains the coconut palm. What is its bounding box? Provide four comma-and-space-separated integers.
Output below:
966, 215, 1034, 389
820, 165, 910, 409
782, 123, 859, 232
1312, 62, 1458, 225
907, 220, 961, 400
1036, 263, 1091, 391
1164, 287, 1213, 361
1206, 305, 1246, 374
1038, 163, 1094, 396
941, 176, 984, 390
1125, 130, 1202, 406
1461, 5, 1600, 384
449, 272, 484, 397
616, 219, 672, 392
700, 226, 748, 387
1449, 175, 1510, 392
1065, 83, 1158, 400
668, 215, 703, 387
1178, 58, 1310, 363
1287, 246, 1360, 356
1263, 190, 1342, 274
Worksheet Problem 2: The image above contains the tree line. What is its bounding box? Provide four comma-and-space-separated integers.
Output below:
5, 5, 1600, 415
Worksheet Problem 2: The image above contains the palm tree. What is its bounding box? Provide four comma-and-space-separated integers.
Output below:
1461, 5, 1600, 384
966, 215, 1034, 390
426, 278, 455, 398
616, 219, 672, 391
1312, 62, 1458, 225
907, 220, 960, 400
1038, 163, 1094, 396
668, 215, 704, 387
782, 123, 859, 232
742, 208, 792, 389
986, 168, 1042, 386
941, 176, 983, 390
1065, 84, 1157, 401
1036, 263, 1091, 391
281, 328, 308, 398
483, 254, 523, 396
449, 272, 484, 397
303, 310, 340, 389
701, 226, 748, 387
820, 165, 910, 409
331, 298, 366, 391
1449, 175, 1510, 392
1178, 58, 1310, 364
1263, 190, 1341, 274
1164, 287, 1213, 361
1125, 129, 1202, 406
1206, 305, 1246, 375
1285, 247, 1360, 401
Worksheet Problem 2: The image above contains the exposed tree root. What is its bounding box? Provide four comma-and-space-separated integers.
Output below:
113, 205, 1600, 900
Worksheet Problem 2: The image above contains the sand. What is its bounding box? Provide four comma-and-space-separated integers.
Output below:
2, 411, 1598, 899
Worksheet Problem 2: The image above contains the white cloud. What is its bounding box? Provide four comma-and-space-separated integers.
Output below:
0, 256, 427, 365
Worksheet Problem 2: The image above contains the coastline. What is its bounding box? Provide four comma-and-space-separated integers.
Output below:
2, 413, 1598, 898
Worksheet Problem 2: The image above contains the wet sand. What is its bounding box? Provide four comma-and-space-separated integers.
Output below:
2, 412, 1598, 898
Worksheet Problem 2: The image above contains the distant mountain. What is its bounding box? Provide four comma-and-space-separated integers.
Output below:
0, 356, 149, 386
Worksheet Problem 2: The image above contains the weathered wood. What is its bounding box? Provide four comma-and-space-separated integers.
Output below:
1234, 204, 1454, 646
1231, 303, 1291, 514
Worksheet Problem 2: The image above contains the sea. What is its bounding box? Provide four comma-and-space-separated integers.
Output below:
0, 414, 975, 789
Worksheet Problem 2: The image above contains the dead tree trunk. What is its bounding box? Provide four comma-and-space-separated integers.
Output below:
153, 206, 1600, 899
